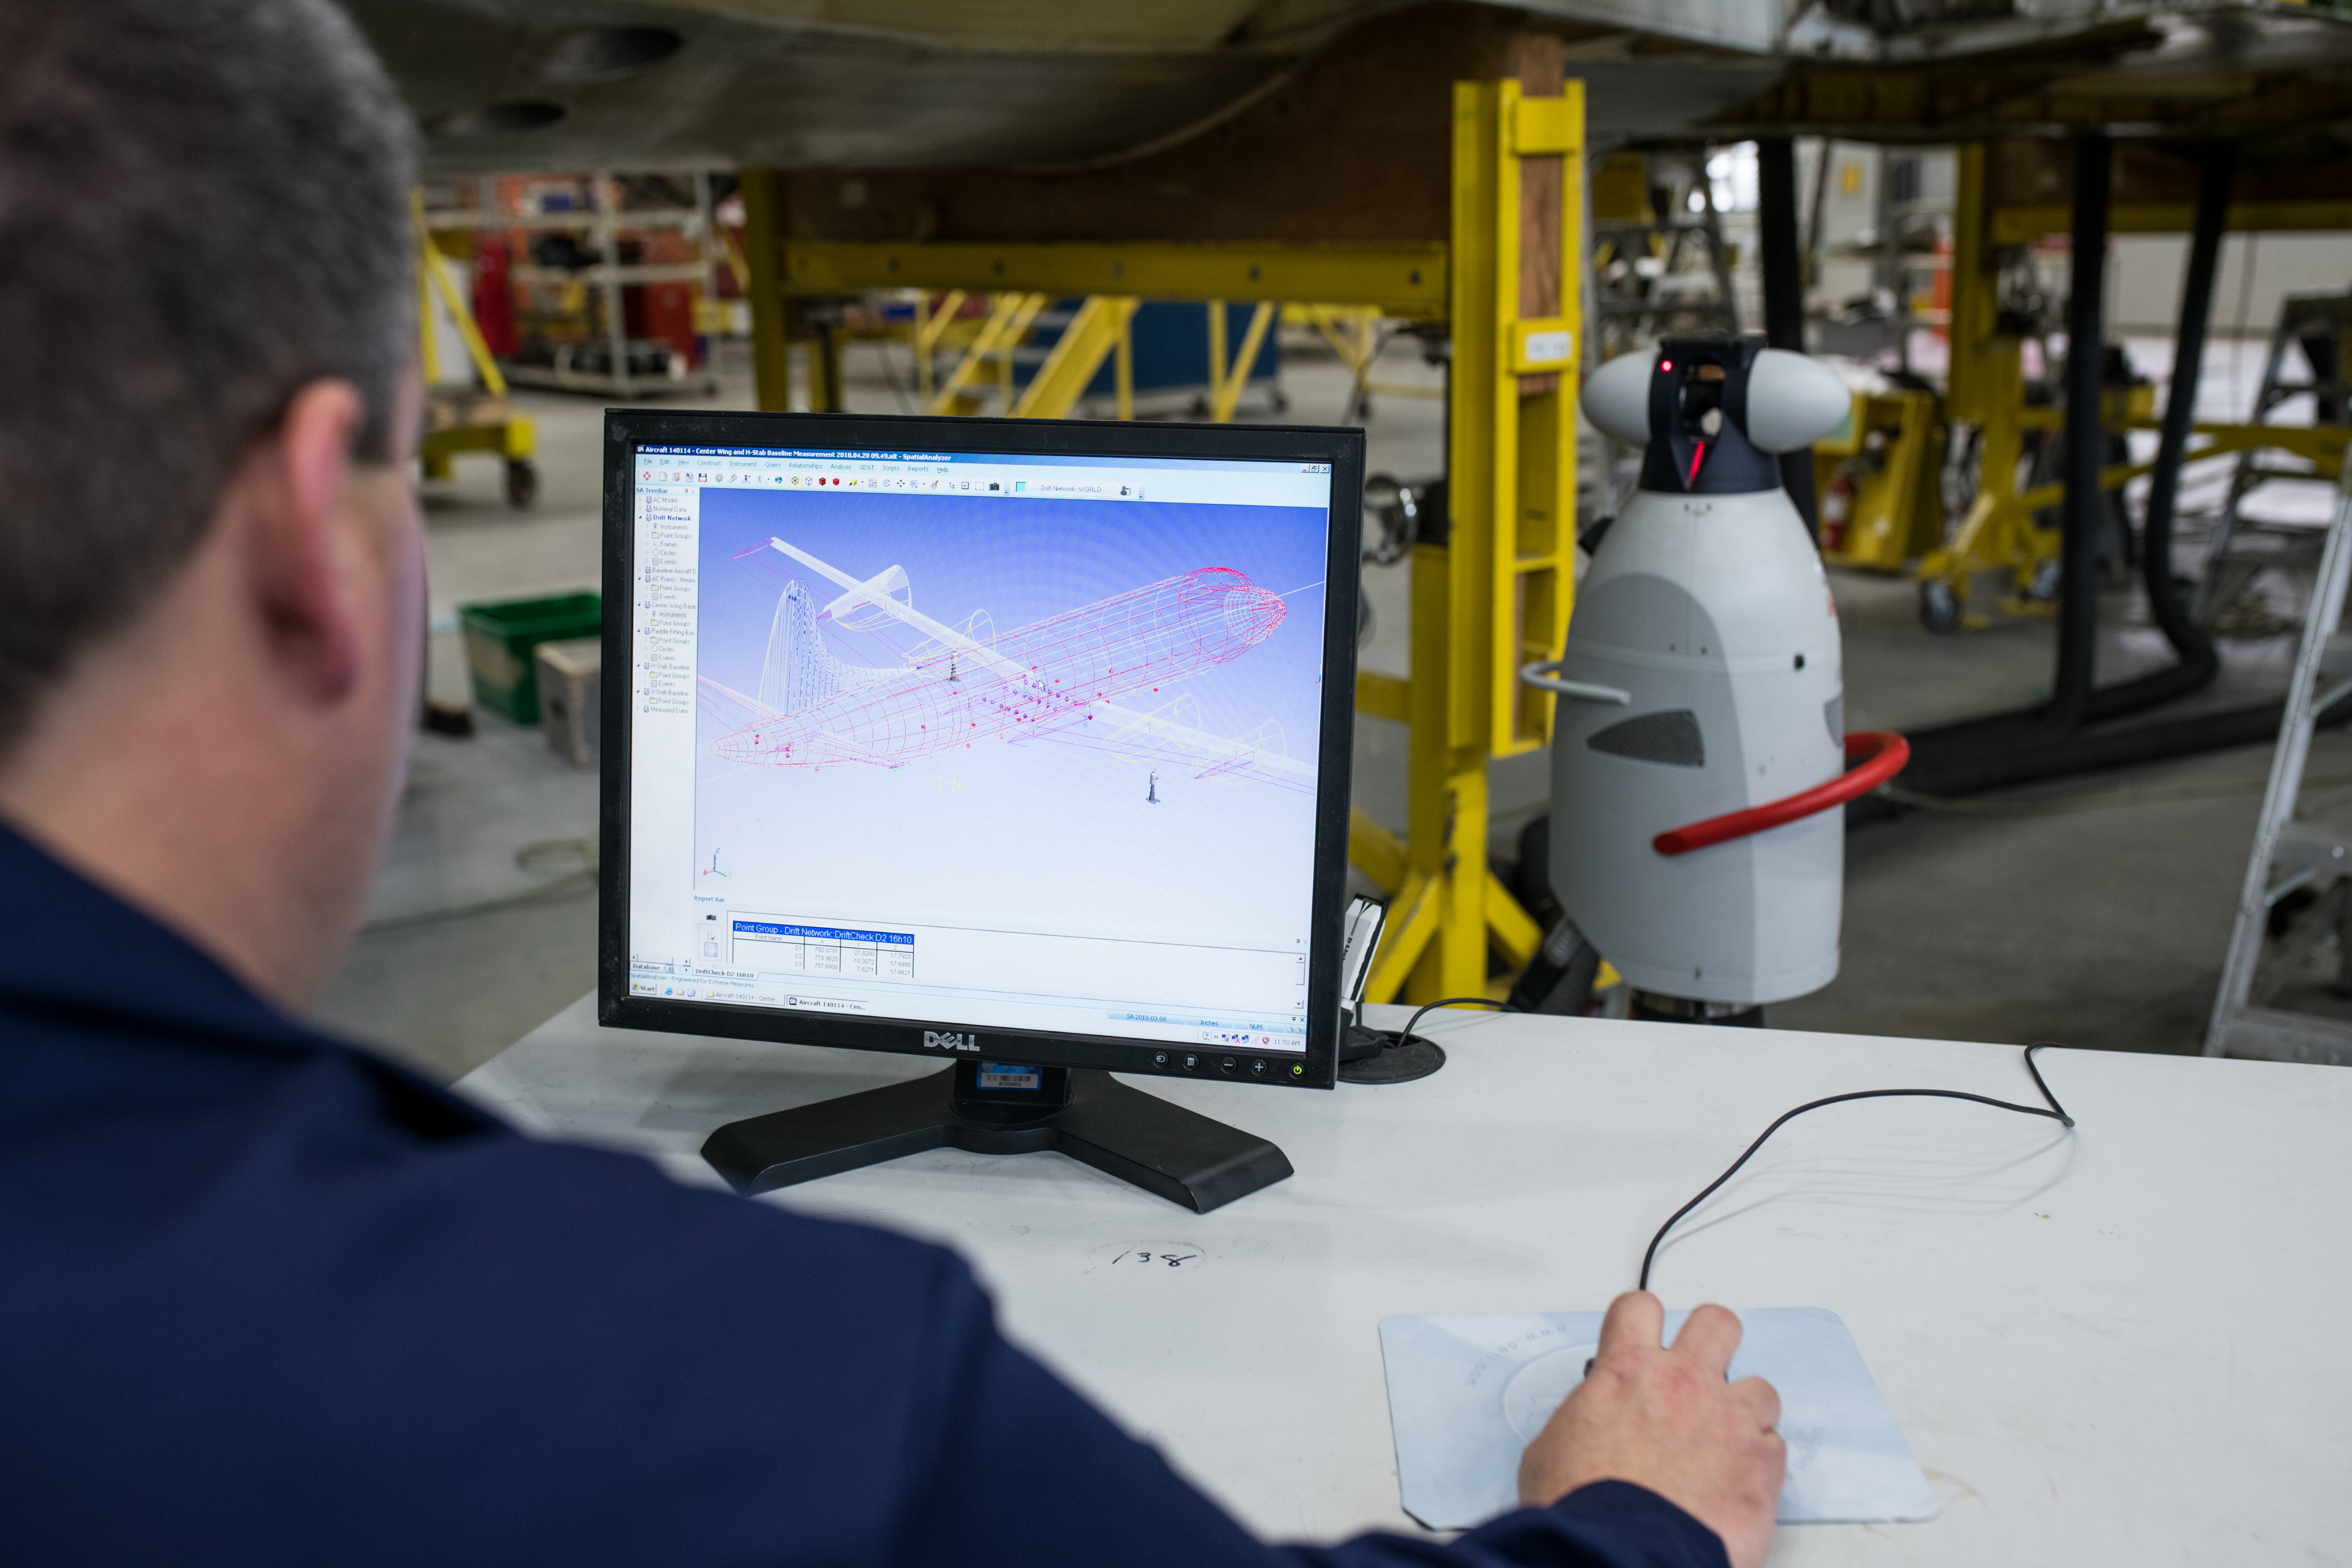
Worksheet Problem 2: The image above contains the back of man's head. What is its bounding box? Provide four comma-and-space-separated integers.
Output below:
0, 0, 415, 756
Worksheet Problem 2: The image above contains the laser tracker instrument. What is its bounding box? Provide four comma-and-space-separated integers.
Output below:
1523, 339, 1908, 1025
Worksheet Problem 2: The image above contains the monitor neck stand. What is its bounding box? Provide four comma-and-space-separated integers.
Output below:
700, 1061, 1294, 1214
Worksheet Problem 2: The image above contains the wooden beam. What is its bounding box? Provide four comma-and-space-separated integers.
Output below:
1510, 33, 1564, 399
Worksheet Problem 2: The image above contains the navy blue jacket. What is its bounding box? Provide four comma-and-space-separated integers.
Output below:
0, 821, 1726, 1567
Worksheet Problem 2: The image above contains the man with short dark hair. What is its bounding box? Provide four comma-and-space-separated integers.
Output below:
0, 4, 1785, 1563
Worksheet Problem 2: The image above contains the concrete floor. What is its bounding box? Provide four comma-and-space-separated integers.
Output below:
315, 332, 2333, 1081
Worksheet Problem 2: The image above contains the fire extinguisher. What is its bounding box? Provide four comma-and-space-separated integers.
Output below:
1819, 463, 1858, 554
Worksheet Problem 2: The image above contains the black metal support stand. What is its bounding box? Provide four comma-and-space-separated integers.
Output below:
1849, 139, 2282, 814
2126, 144, 2235, 702
701, 1061, 1295, 1213
2046, 133, 2113, 734
1757, 136, 1819, 539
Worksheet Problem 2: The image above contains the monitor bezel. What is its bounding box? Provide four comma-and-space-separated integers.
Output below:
598, 409, 1364, 1091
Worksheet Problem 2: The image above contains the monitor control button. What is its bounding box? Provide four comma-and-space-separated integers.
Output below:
1182, 1053, 1199, 1072
1219, 1056, 1237, 1075
1153, 1051, 1169, 1068
1249, 1059, 1268, 1077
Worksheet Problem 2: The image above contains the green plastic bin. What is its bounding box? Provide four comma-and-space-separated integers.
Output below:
459, 591, 602, 724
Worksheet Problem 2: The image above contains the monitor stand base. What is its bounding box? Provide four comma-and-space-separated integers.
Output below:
701, 1061, 1294, 1214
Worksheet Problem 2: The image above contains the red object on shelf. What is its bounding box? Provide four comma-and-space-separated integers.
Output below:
1652, 730, 1910, 857
627, 230, 703, 367
471, 236, 518, 360
625, 282, 701, 368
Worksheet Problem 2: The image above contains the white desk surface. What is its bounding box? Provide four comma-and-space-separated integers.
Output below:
460, 996, 2352, 1565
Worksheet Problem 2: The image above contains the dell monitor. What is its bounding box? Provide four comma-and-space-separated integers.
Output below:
601, 410, 1364, 1212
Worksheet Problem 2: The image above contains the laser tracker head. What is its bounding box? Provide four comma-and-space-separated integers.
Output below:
1582, 337, 1851, 497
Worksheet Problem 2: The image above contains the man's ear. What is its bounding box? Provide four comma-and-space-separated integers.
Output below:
250, 379, 369, 701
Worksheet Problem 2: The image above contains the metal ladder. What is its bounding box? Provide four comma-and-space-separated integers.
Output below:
1589, 150, 1739, 364
2206, 463, 2352, 1063
2194, 291, 2352, 626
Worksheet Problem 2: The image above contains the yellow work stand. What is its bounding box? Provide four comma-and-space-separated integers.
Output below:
1349, 77, 1581, 1004
1815, 390, 1946, 574
1917, 146, 2349, 631
738, 68, 1584, 1007
413, 192, 539, 509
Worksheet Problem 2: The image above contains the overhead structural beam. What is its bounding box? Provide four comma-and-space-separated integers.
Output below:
1990, 199, 2352, 242
1755, 136, 1817, 539
779, 240, 1448, 320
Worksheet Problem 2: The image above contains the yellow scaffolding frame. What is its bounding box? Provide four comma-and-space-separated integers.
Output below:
920, 292, 1273, 424
1296, 303, 1444, 409
912, 289, 967, 405
1204, 300, 1277, 423
1919, 145, 2352, 627
408, 190, 536, 497
1013, 295, 1140, 420
1355, 77, 1579, 1003
738, 74, 1581, 1004
922, 292, 1050, 415
912, 291, 1143, 422
1815, 389, 1945, 572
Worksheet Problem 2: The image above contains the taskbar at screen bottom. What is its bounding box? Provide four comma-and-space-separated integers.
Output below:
625, 967, 1308, 1055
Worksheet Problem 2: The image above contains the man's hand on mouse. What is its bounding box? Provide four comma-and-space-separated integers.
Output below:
1517, 1291, 1785, 1568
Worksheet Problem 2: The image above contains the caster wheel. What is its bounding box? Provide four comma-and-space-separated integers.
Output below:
504, 459, 538, 509
1267, 387, 1291, 414
1918, 578, 1962, 634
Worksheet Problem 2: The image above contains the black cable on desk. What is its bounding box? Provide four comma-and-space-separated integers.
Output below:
1636, 1043, 2076, 1292
1386, 996, 1511, 1055
1368, 1006, 2080, 1292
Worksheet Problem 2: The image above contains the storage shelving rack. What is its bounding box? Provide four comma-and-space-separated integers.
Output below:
423, 171, 723, 399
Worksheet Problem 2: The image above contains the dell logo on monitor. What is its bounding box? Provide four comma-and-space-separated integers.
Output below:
923, 1030, 979, 1052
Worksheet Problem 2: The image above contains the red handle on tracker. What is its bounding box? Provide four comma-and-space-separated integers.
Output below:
1651, 730, 1910, 857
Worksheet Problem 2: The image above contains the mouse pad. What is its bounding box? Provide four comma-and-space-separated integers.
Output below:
1377, 1307, 1938, 1530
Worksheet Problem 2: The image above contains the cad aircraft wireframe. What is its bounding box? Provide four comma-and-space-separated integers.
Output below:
696, 537, 1313, 790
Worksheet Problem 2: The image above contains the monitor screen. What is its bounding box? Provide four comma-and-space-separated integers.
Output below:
601, 413, 1361, 1090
